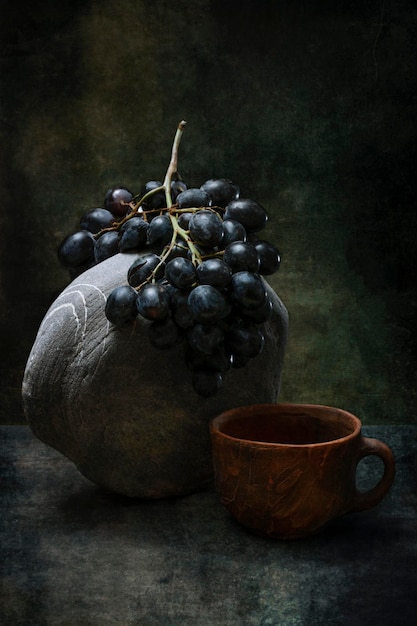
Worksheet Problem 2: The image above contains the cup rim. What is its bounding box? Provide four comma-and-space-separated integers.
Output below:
209, 402, 361, 448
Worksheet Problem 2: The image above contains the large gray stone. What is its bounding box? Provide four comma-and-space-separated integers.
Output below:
22, 252, 288, 498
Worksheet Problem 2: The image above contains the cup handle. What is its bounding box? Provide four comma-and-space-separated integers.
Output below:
349, 436, 395, 513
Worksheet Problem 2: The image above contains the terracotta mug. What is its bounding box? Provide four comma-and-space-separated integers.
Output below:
209, 403, 395, 539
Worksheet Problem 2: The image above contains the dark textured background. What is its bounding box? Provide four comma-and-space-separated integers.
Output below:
1, 0, 416, 425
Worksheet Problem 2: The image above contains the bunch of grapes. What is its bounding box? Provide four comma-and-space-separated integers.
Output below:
57, 122, 281, 397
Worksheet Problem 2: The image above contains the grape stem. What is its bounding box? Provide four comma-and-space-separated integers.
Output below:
161, 121, 204, 265
133, 186, 165, 213
130, 120, 187, 214
163, 120, 187, 208
167, 214, 201, 266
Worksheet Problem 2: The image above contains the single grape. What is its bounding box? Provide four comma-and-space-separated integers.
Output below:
200, 179, 239, 207
163, 237, 189, 262
187, 284, 230, 323
187, 322, 224, 355
254, 240, 281, 275
189, 209, 224, 248
192, 368, 223, 397
158, 278, 177, 299
196, 258, 232, 289
165, 257, 197, 289
223, 241, 260, 273
230, 271, 267, 309
142, 180, 166, 210
224, 198, 268, 233
171, 288, 194, 329
104, 187, 133, 218
105, 285, 138, 326
177, 212, 193, 229
239, 296, 273, 323
225, 321, 265, 358
185, 345, 232, 373
127, 253, 165, 287
95, 231, 120, 263
147, 214, 173, 251
79, 208, 115, 233
222, 219, 247, 247
58, 230, 96, 268
171, 180, 187, 201
177, 188, 210, 209
148, 315, 183, 349
136, 283, 171, 321
118, 216, 149, 252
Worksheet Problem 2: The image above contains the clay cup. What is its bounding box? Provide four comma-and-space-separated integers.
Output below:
210, 403, 395, 539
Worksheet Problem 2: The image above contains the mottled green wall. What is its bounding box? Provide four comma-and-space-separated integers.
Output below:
1, 0, 416, 424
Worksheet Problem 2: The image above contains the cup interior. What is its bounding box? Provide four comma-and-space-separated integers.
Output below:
213, 404, 358, 445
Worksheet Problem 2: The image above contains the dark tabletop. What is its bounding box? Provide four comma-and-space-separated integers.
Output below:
1, 425, 416, 626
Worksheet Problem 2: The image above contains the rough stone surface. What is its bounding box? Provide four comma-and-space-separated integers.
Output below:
22, 252, 288, 498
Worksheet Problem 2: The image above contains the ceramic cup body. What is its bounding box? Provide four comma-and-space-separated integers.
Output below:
210, 403, 395, 539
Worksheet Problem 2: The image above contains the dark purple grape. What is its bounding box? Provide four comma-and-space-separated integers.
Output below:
177, 212, 193, 229
171, 288, 194, 329
230, 271, 267, 309
174, 310, 195, 330
104, 187, 133, 218
222, 219, 247, 247
177, 188, 210, 209
196, 258, 232, 289
165, 257, 197, 289
187, 323, 224, 355
254, 240, 281, 275
148, 316, 183, 349
136, 284, 171, 321
95, 231, 120, 263
223, 241, 260, 273
142, 180, 166, 209
189, 210, 224, 248
200, 179, 239, 207
157, 279, 177, 298
105, 285, 138, 326
192, 368, 223, 397
187, 284, 230, 323
127, 253, 165, 287
118, 216, 149, 251
171, 180, 187, 201
225, 321, 265, 358
239, 296, 273, 323
147, 214, 173, 250
58, 230, 95, 268
224, 198, 268, 233
185, 345, 232, 373
164, 237, 189, 262
79, 208, 115, 233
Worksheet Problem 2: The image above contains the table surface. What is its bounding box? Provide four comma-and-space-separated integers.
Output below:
1, 425, 416, 626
